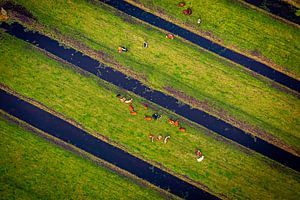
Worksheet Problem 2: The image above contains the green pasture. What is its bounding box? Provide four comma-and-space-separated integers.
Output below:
4, 0, 300, 151
0, 116, 165, 200
0, 31, 299, 199
128, 0, 300, 77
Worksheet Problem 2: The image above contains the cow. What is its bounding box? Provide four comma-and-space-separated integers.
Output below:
143, 104, 148, 110
178, 2, 186, 7
179, 127, 186, 132
183, 8, 192, 15
195, 149, 204, 162
168, 118, 175, 125
166, 33, 175, 39
156, 135, 163, 141
174, 120, 180, 127
129, 104, 135, 112
124, 98, 133, 104
149, 134, 155, 142
164, 136, 170, 144
120, 97, 126, 102
130, 111, 137, 115
144, 116, 153, 121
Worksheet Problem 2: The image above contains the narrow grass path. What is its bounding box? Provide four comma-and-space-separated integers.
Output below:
0, 31, 299, 199
6, 0, 300, 151
0, 116, 166, 200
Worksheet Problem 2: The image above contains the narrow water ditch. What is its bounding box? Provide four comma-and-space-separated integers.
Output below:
243, 0, 300, 25
100, 0, 300, 93
0, 89, 217, 200
1, 22, 299, 172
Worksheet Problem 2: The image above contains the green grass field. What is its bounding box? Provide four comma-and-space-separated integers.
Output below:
127, 0, 300, 78
6, 0, 300, 152
1, 31, 299, 199
0, 116, 166, 200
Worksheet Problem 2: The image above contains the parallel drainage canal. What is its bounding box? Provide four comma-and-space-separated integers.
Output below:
1, 22, 299, 172
0, 89, 216, 200
244, 0, 300, 25
100, 0, 300, 93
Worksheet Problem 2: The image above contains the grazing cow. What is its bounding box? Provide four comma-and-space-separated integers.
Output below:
179, 127, 186, 132
195, 149, 202, 157
174, 120, 180, 127
195, 149, 204, 162
143, 41, 148, 48
183, 8, 192, 15
0, 8, 9, 21
130, 111, 137, 115
168, 118, 175, 125
166, 33, 175, 39
156, 135, 163, 141
124, 98, 133, 104
118, 46, 128, 53
144, 116, 153, 121
129, 104, 135, 112
120, 97, 126, 102
143, 104, 148, 110
149, 134, 155, 142
197, 156, 204, 162
152, 113, 162, 120
164, 136, 170, 144
178, 2, 186, 7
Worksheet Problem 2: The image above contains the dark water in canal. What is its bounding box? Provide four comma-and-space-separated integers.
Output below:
101, 0, 300, 93
0, 89, 217, 200
244, 0, 300, 25
0, 22, 299, 172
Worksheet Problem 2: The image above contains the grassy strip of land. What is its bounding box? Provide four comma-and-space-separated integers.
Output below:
5, 0, 300, 153
0, 115, 166, 200
126, 0, 300, 78
1, 31, 300, 200
283, 0, 300, 9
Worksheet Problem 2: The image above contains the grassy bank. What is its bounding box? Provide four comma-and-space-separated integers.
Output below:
6, 0, 300, 152
127, 0, 300, 78
0, 116, 166, 200
1, 31, 300, 199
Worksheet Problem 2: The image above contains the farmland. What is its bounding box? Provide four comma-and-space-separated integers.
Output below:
0, 0, 299, 199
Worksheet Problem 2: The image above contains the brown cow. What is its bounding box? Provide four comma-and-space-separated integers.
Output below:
156, 135, 163, 141
130, 111, 137, 115
166, 33, 175, 39
178, 2, 186, 7
129, 104, 135, 112
143, 104, 148, 110
144, 116, 153, 121
174, 120, 180, 127
183, 8, 192, 15
120, 97, 126, 102
179, 127, 186, 132
168, 118, 175, 125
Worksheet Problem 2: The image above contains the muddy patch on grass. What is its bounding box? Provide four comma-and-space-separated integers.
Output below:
164, 86, 300, 157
